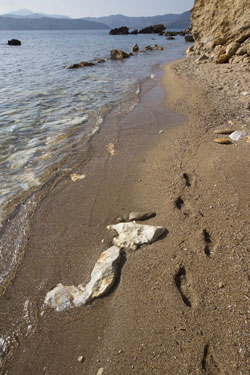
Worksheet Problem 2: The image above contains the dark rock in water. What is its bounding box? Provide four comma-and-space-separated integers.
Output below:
145, 45, 153, 51
79, 61, 95, 67
131, 44, 139, 52
185, 35, 194, 42
166, 36, 175, 40
165, 31, 177, 37
130, 29, 138, 35
65, 61, 95, 69
139, 24, 166, 34
109, 26, 129, 35
96, 59, 106, 63
110, 49, 130, 59
154, 44, 163, 50
8, 39, 21, 46
158, 31, 164, 36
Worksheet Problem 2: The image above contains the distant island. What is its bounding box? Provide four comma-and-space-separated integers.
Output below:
0, 9, 190, 30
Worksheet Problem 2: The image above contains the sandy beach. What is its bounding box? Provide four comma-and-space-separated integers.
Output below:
1, 56, 249, 375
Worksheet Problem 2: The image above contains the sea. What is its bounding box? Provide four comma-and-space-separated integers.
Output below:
0, 29, 187, 300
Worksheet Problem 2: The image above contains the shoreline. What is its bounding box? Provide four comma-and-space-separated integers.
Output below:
1, 57, 249, 374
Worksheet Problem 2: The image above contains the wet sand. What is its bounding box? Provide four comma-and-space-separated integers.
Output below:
1, 58, 249, 375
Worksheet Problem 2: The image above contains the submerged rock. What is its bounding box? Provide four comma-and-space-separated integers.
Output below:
145, 45, 153, 51
107, 222, 166, 249
70, 173, 86, 182
45, 246, 121, 311
8, 39, 21, 46
128, 212, 156, 221
110, 49, 130, 59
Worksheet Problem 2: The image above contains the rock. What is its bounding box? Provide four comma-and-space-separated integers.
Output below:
78, 356, 84, 363
65, 62, 95, 69
229, 130, 247, 141
131, 44, 139, 52
130, 29, 138, 35
215, 54, 230, 64
44, 246, 121, 311
107, 222, 166, 250
236, 46, 247, 55
186, 45, 195, 55
165, 31, 178, 36
191, 1, 250, 64
96, 59, 106, 63
225, 42, 240, 57
107, 143, 117, 155
128, 212, 156, 221
97, 368, 104, 375
139, 25, 166, 34
8, 39, 21, 46
185, 35, 194, 43
214, 129, 234, 134
158, 31, 164, 36
109, 27, 129, 35
218, 281, 224, 288
247, 44, 250, 55
65, 63, 81, 69
145, 45, 153, 51
213, 138, 232, 144
166, 37, 175, 40
71, 173, 86, 182
196, 53, 209, 62
242, 91, 250, 96
110, 49, 130, 59
79, 61, 95, 67
154, 45, 163, 50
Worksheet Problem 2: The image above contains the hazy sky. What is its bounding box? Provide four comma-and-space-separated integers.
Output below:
0, 0, 194, 17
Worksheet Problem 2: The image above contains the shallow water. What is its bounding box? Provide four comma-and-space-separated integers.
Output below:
0, 30, 187, 225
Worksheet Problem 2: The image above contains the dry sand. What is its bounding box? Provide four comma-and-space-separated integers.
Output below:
1, 57, 249, 375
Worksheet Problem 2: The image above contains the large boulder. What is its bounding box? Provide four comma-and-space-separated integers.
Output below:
185, 35, 195, 42
109, 26, 129, 35
139, 24, 166, 34
8, 39, 21, 46
190, 0, 250, 64
110, 49, 130, 59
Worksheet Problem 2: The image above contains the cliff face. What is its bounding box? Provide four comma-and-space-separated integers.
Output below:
188, 0, 250, 64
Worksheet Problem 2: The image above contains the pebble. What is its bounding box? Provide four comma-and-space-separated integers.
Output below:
70, 173, 86, 182
97, 368, 104, 375
213, 138, 232, 144
77, 356, 84, 363
218, 282, 224, 288
229, 130, 247, 141
159, 130, 164, 134
242, 91, 250, 96
214, 129, 234, 134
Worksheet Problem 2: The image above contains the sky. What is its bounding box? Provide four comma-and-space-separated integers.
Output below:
0, 0, 194, 18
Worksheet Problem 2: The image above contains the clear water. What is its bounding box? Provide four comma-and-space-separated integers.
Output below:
0, 30, 187, 224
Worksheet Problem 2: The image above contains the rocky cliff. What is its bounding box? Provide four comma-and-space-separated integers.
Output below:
188, 0, 250, 64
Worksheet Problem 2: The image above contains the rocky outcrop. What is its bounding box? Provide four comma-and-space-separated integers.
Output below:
139, 24, 166, 34
65, 61, 95, 69
8, 39, 21, 46
110, 49, 130, 59
109, 26, 129, 35
189, 0, 250, 64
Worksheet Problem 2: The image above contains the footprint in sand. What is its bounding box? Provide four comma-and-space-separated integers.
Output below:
202, 344, 221, 374
174, 265, 197, 308
174, 196, 195, 218
202, 229, 218, 257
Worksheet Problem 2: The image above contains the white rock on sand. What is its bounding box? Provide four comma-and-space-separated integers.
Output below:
107, 222, 166, 249
44, 246, 121, 311
229, 130, 247, 141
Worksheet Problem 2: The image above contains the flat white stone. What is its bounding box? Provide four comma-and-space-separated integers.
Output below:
44, 246, 121, 311
107, 222, 166, 249
229, 130, 247, 141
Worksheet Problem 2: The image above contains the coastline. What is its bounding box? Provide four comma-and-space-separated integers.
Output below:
1, 57, 249, 374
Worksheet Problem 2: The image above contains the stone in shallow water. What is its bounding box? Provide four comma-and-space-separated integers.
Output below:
107, 222, 166, 249
45, 246, 121, 311
229, 130, 247, 141
71, 173, 86, 182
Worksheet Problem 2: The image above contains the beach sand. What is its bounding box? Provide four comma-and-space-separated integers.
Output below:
1, 57, 249, 375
